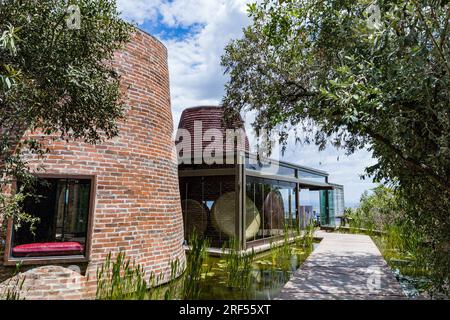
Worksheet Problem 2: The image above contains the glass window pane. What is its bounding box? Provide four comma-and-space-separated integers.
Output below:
245, 157, 296, 177
12, 177, 91, 258
180, 175, 235, 248
298, 170, 327, 182
246, 176, 296, 243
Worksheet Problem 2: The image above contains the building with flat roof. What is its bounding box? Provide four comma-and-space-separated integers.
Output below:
176, 106, 345, 251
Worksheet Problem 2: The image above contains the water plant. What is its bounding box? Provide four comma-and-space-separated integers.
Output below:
294, 221, 315, 251
96, 252, 149, 300
182, 231, 210, 300
163, 258, 182, 300
1, 263, 26, 300
279, 223, 292, 258
221, 237, 256, 289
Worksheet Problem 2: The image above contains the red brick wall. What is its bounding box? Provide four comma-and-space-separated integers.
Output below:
0, 29, 186, 299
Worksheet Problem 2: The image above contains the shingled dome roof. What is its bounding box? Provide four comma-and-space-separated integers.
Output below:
176, 106, 250, 154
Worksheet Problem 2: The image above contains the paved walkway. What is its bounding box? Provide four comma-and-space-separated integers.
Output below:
277, 231, 406, 300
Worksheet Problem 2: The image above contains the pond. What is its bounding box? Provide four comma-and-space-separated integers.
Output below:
372, 236, 431, 299
194, 242, 320, 300
145, 240, 320, 301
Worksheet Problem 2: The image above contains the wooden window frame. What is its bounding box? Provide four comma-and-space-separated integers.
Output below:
3, 174, 96, 266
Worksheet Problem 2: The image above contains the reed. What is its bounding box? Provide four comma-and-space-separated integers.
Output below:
163, 259, 183, 300
182, 231, 210, 299
1, 263, 25, 300
294, 221, 314, 250
96, 252, 149, 300
222, 237, 255, 289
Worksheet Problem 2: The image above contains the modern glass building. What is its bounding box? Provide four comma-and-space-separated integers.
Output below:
179, 151, 344, 251
177, 106, 345, 251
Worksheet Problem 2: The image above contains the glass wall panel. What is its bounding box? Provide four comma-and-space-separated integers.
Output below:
300, 189, 321, 227
319, 190, 335, 226
246, 176, 297, 243
245, 157, 296, 177
332, 187, 345, 222
179, 175, 235, 248
298, 170, 327, 183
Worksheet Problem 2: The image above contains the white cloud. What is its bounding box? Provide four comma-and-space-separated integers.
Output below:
117, 0, 162, 24
118, 0, 378, 207
162, 0, 252, 127
283, 144, 378, 205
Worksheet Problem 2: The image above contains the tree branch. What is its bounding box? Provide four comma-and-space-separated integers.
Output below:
365, 128, 450, 193
412, 0, 450, 75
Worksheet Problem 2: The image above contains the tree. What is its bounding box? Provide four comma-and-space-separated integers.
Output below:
0, 1, 131, 229
222, 0, 449, 295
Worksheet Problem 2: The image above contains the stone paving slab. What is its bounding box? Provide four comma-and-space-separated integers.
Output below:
277, 231, 405, 300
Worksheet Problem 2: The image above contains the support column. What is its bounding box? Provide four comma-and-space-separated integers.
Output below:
235, 152, 245, 251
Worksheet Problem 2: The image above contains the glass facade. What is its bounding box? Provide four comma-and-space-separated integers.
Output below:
298, 170, 327, 183
319, 190, 335, 226
245, 157, 296, 177
332, 187, 345, 217
12, 178, 91, 258
299, 189, 322, 227
179, 175, 236, 247
246, 177, 297, 243
178, 156, 340, 249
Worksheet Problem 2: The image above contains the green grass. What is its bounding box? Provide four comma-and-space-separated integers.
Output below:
1, 263, 25, 300
182, 231, 210, 300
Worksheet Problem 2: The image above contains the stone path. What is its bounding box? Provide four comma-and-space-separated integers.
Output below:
277, 231, 406, 300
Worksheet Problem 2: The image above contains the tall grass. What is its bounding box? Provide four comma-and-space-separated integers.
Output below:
294, 221, 315, 250
163, 259, 182, 300
96, 231, 210, 300
182, 231, 210, 299
1, 263, 25, 300
96, 252, 149, 300
221, 237, 255, 289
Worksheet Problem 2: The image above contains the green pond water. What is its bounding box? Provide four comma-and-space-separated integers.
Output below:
147, 241, 319, 300
191, 242, 319, 300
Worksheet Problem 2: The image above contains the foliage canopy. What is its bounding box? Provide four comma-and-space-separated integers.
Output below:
0, 0, 132, 227
222, 0, 449, 295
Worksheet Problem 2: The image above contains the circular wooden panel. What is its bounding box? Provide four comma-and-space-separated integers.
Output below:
181, 199, 209, 237
263, 189, 285, 232
211, 192, 261, 240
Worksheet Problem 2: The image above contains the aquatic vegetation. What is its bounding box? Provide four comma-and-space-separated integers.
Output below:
221, 237, 256, 289
163, 259, 182, 300
96, 252, 149, 300
182, 231, 210, 300
94, 230, 318, 300
294, 221, 315, 251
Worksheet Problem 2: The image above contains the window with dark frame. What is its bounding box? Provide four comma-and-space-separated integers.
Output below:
10, 177, 93, 259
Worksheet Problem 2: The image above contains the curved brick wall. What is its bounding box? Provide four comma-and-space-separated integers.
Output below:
0, 29, 186, 299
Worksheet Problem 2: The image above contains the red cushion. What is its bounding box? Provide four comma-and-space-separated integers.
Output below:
12, 242, 84, 257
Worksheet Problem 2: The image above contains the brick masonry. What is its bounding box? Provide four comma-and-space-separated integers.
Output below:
0, 29, 186, 299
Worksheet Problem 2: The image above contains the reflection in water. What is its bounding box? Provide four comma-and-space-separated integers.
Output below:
196, 242, 319, 300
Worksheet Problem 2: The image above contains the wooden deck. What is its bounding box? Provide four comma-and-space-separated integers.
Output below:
277, 231, 406, 300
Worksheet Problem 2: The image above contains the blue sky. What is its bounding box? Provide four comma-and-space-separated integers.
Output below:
117, 0, 378, 206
